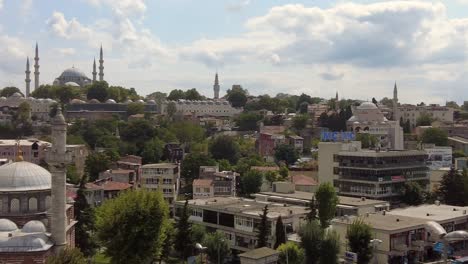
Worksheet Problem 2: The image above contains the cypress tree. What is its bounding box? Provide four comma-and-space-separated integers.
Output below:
175, 198, 193, 258
256, 205, 270, 248
274, 216, 286, 249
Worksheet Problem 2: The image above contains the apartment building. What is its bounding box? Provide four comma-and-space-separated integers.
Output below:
141, 163, 180, 205
396, 104, 454, 128
197, 165, 239, 198
174, 197, 308, 252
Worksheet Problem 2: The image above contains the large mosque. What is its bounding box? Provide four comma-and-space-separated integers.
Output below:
25, 43, 105, 97
0, 107, 75, 263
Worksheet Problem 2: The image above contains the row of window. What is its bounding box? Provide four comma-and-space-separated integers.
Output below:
144, 178, 173, 185
235, 216, 253, 228
142, 168, 175, 175
195, 187, 211, 193
0, 196, 51, 213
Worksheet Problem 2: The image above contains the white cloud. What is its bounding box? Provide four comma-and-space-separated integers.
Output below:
0, 35, 28, 73
0, 0, 3, 10
86, 0, 146, 18
56, 48, 76, 56
20, 0, 33, 16
226, 0, 252, 12
46, 12, 93, 40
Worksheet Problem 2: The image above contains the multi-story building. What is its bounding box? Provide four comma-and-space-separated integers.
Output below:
448, 136, 468, 155
288, 135, 304, 153
162, 100, 242, 118
196, 165, 239, 198
0, 92, 57, 122
141, 163, 180, 205
333, 149, 429, 204
0, 139, 49, 164
174, 197, 308, 252
396, 104, 454, 128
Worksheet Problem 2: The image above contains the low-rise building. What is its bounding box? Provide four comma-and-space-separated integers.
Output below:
163, 100, 242, 118
396, 104, 454, 129
193, 179, 214, 199
239, 247, 279, 264
99, 169, 136, 183
196, 166, 239, 198
288, 135, 304, 153
141, 163, 180, 205
448, 136, 468, 155
174, 197, 308, 252
290, 174, 318, 193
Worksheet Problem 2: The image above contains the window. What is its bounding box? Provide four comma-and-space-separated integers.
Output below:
235, 216, 253, 228
28, 197, 38, 212
191, 208, 203, 217
204, 188, 210, 193
45, 196, 52, 210
196, 188, 201, 193
10, 198, 20, 213
163, 188, 172, 194
163, 178, 172, 184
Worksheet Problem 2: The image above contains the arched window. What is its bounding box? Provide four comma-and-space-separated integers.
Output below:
10, 199, 20, 213
0, 199, 3, 213
28, 197, 38, 212
45, 196, 52, 210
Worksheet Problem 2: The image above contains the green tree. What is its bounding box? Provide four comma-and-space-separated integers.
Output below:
299, 220, 323, 264
180, 153, 217, 193
74, 178, 97, 257
292, 114, 309, 131
175, 199, 193, 259
416, 113, 434, 126
401, 181, 424, 205
404, 119, 411, 133
379, 97, 394, 108
66, 164, 80, 185
167, 89, 185, 101
185, 88, 204, 100
306, 197, 318, 221
236, 112, 263, 131
166, 101, 177, 118
86, 81, 108, 102
209, 135, 240, 164
190, 224, 206, 245
84, 152, 111, 181
437, 168, 468, 206
279, 166, 289, 179
226, 85, 248, 107
315, 183, 339, 228
274, 144, 299, 166
141, 138, 164, 164
217, 159, 232, 171
277, 242, 305, 264
299, 101, 309, 114
159, 221, 175, 264
240, 170, 263, 197
169, 121, 205, 148
347, 219, 373, 264
203, 231, 230, 264
127, 102, 145, 116
0, 86, 22, 97
421, 127, 448, 146
16, 102, 31, 122
274, 216, 286, 249
45, 247, 87, 264
446, 101, 459, 109
146, 91, 167, 103
356, 133, 377, 149
95, 190, 169, 264
256, 205, 270, 248
319, 230, 340, 264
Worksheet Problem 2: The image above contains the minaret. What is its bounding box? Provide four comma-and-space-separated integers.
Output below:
25, 57, 31, 97
213, 72, 220, 99
92, 57, 97, 83
48, 106, 68, 253
335, 91, 339, 111
99, 45, 104, 81
393, 82, 399, 121
34, 42, 40, 90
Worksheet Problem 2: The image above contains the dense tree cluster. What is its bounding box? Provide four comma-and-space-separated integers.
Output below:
167, 88, 205, 101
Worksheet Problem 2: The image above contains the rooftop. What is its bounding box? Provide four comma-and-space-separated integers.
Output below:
448, 136, 468, 144
332, 213, 428, 232
193, 179, 213, 186
387, 204, 468, 222
291, 175, 318, 186
239, 247, 278, 260
251, 166, 279, 172
141, 163, 178, 169
0, 139, 50, 146
338, 149, 427, 157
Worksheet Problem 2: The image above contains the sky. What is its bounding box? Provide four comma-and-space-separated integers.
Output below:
1, 0, 468, 104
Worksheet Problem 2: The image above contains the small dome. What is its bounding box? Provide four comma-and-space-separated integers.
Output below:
105, 99, 116, 104
22, 221, 46, 233
60, 67, 88, 79
0, 219, 18, 232
70, 99, 85, 104
0, 161, 51, 192
11, 92, 23, 98
124, 99, 133, 103
136, 99, 145, 103
89, 99, 100, 104
357, 102, 378, 110
64, 82, 80, 87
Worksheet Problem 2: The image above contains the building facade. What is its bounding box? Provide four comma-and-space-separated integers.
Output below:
396, 104, 454, 128
163, 100, 242, 118
141, 163, 180, 205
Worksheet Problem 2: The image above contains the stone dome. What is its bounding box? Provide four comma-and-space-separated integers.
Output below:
89, 99, 100, 104
0, 161, 51, 192
105, 99, 116, 104
357, 102, 378, 110
70, 99, 85, 104
136, 99, 145, 103
0, 219, 18, 232
59, 67, 88, 79
65, 82, 80, 87
22, 221, 46, 233
11, 92, 23, 98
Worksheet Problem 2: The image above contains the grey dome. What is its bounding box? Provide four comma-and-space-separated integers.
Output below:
0, 219, 18, 232
89, 99, 100, 104
11, 92, 23, 98
358, 102, 378, 110
0, 161, 51, 192
65, 82, 80, 87
105, 99, 116, 104
22, 221, 46, 233
60, 67, 88, 79
70, 99, 85, 104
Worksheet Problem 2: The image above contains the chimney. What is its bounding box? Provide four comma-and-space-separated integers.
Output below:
382, 210, 386, 215
361, 197, 366, 201
435, 200, 440, 206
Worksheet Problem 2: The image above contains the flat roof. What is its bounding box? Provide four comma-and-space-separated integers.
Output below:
257, 191, 387, 206
387, 204, 468, 222
448, 136, 468, 144
239, 247, 278, 259
339, 150, 427, 157
141, 163, 178, 169
332, 213, 428, 232
176, 197, 308, 219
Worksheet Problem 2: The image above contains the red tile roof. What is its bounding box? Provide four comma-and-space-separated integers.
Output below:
100, 181, 133, 191
193, 179, 213, 186
85, 182, 103, 190
292, 175, 318, 186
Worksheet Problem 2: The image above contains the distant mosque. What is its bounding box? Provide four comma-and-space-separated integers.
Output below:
24, 43, 105, 97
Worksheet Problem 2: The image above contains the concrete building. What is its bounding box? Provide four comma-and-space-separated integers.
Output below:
0, 139, 49, 164
174, 197, 308, 252
196, 165, 239, 198
290, 174, 318, 193
99, 169, 136, 183
288, 135, 304, 153
162, 99, 242, 118
348, 101, 404, 150
317, 141, 362, 185
0, 92, 57, 122
333, 149, 429, 204
239, 247, 279, 264
448, 136, 468, 155
396, 104, 454, 128
192, 179, 214, 199
141, 163, 180, 205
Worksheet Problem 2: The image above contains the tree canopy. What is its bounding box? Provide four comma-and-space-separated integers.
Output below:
277, 242, 305, 264
203, 231, 230, 263
437, 168, 468, 206
209, 135, 240, 164
45, 248, 87, 264
315, 183, 339, 228
86, 81, 108, 102
226, 85, 248, 107
0, 86, 22, 97
95, 190, 169, 264
274, 144, 299, 165
256, 205, 270, 248
347, 219, 373, 264
421, 127, 448, 146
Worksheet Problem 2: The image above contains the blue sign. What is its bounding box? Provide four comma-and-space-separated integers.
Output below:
321, 131, 356, 142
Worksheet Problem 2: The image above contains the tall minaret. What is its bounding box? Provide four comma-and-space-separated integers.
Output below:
393, 82, 398, 121
92, 57, 97, 83
335, 91, 339, 111
213, 72, 220, 99
25, 57, 31, 97
99, 45, 104, 81
48, 106, 68, 253
34, 42, 40, 90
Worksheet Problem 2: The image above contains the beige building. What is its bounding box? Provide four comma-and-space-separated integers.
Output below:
396, 104, 454, 128
163, 99, 242, 118
239, 247, 279, 264
0, 93, 57, 122
141, 163, 180, 205
348, 102, 404, 150
317, 141, 362, 185
192, 179, 214, 199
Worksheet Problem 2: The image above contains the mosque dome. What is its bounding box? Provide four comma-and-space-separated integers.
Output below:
0, 161, 51, 192
22, 221, 46, 233
70, 99, 85, 104
89, 99, 100, 104
105, 99, 116, 104
124, 99, 133, 103
136, 99, 145, 103
59, 67, 88, 79
0, 219, 18, 232
357, 102, 378, 110
64, 82, 80, 87
11, 92, 23, 98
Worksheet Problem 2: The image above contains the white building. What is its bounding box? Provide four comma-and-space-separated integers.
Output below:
140, 163, 180, 205
0, 93, 56, 121
163, 100, 242, 117
348, 102, 404, 150
396, 104, 454, 128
